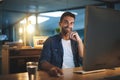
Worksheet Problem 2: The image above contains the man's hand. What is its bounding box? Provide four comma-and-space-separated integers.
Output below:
70, 31, 84, 57
48, 67, 63, 77
69, 31, 81, 42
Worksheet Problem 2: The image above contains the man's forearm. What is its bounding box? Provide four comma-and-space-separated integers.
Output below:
40, 61, 63, 76
77, 39, 84, 57
40, 61, 56, 71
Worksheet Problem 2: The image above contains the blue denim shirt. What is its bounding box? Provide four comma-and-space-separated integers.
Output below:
39, 33, 82, 69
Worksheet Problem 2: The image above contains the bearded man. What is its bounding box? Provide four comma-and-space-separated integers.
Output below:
38, 12, 84, 77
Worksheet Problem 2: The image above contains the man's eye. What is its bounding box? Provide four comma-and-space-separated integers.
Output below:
64, 21, 67, 24
63, 20, 68, 24
71, 22, 74, 25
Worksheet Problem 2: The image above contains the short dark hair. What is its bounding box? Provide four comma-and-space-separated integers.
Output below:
60, 12, 75, 22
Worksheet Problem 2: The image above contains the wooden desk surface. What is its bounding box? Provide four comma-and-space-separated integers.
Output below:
1, 67, 120, 80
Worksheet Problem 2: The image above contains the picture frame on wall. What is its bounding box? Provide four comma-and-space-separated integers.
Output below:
33, 36, 48, 48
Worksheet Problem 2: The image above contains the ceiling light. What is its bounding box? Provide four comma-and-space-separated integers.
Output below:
37, 16, 49, 23
39, 11, 78, 17
40, 11, 65, 17
28, 15, 36, 24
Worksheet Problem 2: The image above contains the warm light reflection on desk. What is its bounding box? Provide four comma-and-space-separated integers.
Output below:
1, 67, 120, 80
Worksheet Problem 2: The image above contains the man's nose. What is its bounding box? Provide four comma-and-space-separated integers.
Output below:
66, 23, 71, 27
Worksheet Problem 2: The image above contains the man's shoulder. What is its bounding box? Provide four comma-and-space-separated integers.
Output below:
44, 34, 61, 44
49, 34, 61, 40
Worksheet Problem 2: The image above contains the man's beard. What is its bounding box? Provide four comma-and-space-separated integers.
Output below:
61, 26, 72, 35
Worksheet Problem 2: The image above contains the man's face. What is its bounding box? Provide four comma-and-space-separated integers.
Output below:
59, 16, 75, 35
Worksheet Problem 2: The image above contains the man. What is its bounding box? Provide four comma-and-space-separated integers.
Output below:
39, 12, 84, 76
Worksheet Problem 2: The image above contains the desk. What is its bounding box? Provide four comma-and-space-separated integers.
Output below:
1, 67, 120, 80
